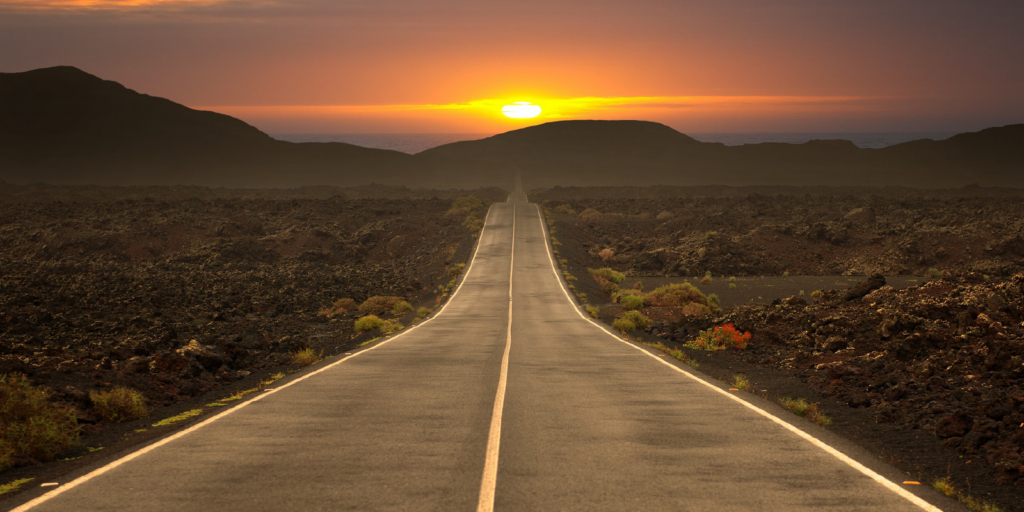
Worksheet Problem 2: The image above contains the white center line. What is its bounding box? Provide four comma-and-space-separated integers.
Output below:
477, 202, 515, 512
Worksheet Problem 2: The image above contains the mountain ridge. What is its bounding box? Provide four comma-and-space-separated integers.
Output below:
2, 66, 1021, 189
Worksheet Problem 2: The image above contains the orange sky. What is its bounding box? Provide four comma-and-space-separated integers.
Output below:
2, 0, 1022, 134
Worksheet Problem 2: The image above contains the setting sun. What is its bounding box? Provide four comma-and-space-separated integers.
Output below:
502, 102, 542, 119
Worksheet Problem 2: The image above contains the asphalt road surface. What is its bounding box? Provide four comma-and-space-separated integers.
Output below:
11, 183, 947, 511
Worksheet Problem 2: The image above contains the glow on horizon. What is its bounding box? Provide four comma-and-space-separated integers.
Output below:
197, 94, 877, 128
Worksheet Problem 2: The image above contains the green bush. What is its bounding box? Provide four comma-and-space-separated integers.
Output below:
554, 204, 576, 215
354, 315, 385, 332
446, 194, 481, 212
646, 283, 718, 312
588, 267, 625, 284
612, 317, 636, 333
0, 373, 80, 471
613, 310, 651, 332
417, 307, 432, 318
90, 387, 148, 423
618, 294, 645, 310
391, 301, 414, 315
586, 305, 600, 318
448, 263, 466, 277
358, 296, 407, 314
463, 213, 485, 231
381, 319, 404, 335
290, 348, 322, 366
927, 268, 943, 279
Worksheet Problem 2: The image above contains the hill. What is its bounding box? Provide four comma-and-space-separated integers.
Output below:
0, 66, 503, 188
420, 121, 1024, 188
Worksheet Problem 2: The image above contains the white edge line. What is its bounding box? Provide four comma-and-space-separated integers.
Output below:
532, 204, 943, 512
12, 204, 500, 512
476, 202, 515, 512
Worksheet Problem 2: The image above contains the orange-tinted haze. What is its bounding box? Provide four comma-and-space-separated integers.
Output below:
2, 0, 1022, 134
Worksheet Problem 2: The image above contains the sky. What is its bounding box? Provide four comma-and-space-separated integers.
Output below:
2, 0, 1023, 135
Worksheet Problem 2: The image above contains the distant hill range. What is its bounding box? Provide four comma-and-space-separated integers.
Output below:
2, 66, 1022, 189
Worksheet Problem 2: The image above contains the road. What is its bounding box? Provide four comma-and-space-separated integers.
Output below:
11, 181, 946, 511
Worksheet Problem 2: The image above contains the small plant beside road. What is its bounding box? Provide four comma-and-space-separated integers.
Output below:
779, 397, 832, 426
355, 315, 385, 333
0, 373, 80, 471
731, 375, 751, 391
685, 324, 751, 351
643, 342, 699, 368
612, 310, 650, 333
90, 386, 148, 423
290, 348, 322, 366
358, 296, 408, 315
933, 477, 1003, 512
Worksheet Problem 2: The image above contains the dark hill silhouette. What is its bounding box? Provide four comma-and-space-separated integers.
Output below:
420, 120, 1024, 188
2, 66, 1021, 189
0, 66, 499, 188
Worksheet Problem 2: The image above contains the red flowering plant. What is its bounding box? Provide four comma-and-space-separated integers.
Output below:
685, 323, 752, 351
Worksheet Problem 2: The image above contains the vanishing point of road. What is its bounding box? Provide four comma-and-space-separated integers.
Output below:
11, 179, 949, 511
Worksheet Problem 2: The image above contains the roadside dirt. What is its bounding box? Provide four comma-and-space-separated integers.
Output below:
0, 183, 503, 491
540, 186, 1024, 511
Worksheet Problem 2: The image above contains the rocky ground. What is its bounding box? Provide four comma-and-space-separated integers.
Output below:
539, 186, 1024, 510
0, 183, 503, 472
533, 185, 1024, 277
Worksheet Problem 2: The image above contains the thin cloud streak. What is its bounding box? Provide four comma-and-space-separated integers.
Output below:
200, 95, 877, 116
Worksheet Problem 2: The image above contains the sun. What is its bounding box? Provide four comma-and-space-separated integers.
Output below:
501, 101, 542, 119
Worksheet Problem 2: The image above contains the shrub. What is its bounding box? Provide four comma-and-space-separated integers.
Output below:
447, 196, 483, 215
448, 263, 466, 277
290, 348, 322, 366
728, 283, 737, 290
586, 305, 600, 318
646, 283, 718, 312
358, 296, 407, 314
611, 309, 650, 333
354, 315, 385, 332
612, 317, 636, 333
589, 267, 625, 284
391, 301, 414, 315
685, 324, 751, 351
927, 267, 943, 279
681, 303, 712, 316
579, 208, 602, 221
779, 397, 831, 426
417, 307, 432, 318
381, 319, 404, 335
554, 204, 576, 215
319, 297, 357, 318
731, 375, 751, 391
0, 373, 80, 470
463, 214, 484, 232
598, 248, 615, 261
90, 387, 148, 423
618, 294, 645, 311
